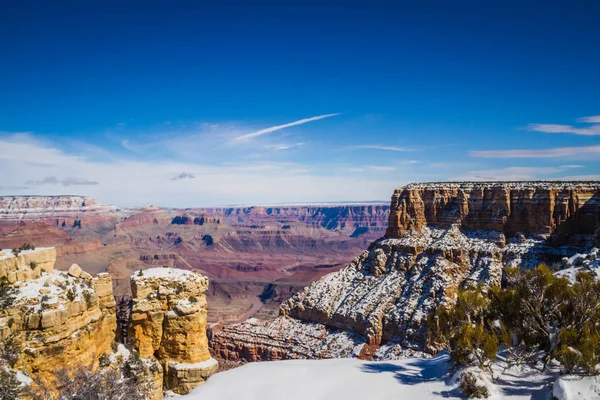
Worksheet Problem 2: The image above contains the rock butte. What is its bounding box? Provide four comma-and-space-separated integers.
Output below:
0, 248, 216, 398
130, 267, 217, 395
210, 181, 600, 361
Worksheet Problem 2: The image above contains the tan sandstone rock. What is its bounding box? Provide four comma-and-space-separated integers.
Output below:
68, 263, 82, 278
129, 267, 217, 395
0, 248, 117, 395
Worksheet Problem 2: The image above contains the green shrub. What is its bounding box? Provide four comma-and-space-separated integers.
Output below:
83, 290, 94, 308
428, 263, 600, 375
0, 277, 18, 309
460, 372, 489, 398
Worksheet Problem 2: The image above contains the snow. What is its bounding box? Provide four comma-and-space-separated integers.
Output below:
130, 267, 195, 281
401, 181, 600, 191
554, 375, 600, 400
14, 270, 87, 311
109, 344, 132, 364
180, 354, 557, 400
169, 357, 218, 371
0, 247, 53, 260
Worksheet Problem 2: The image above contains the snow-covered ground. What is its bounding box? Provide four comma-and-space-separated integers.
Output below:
179, 354, 571, 400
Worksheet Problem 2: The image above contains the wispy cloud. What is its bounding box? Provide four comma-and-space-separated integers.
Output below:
231, 113, 340, 141
0, 133, 400, 206
25, 176, 59, 185
577, 115, 600, 123
526, 115, 600, 136
171, 172, 195, 181
470, 145, 600, 158
25, 176, 98, 186
266, 142, 304, 151
347, 145, 414, 152
559, 164, 584, 169
61, 177, 99, 186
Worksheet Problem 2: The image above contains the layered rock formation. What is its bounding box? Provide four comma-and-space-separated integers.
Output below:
129, 268, 217, 395
211, 181, 600, 361
386, 182, 600, 237
1, 249, 220, 398
0, 248, 116, 392
0, 195, 117, 221
195, 203, 389, 235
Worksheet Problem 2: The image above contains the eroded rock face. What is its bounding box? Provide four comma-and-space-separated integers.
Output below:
386, 182, 600, 237
129, 268, 217, 395
209, 317, 365, 361
210, 182, 600, 361
0, 248, 116, 391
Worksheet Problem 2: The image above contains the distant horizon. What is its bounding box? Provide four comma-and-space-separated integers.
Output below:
1, 2, 599, 206
2, 177, 600, 208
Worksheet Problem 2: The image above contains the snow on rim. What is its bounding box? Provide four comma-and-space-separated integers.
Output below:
131, 267, 198, 281
180, 354, 556, 400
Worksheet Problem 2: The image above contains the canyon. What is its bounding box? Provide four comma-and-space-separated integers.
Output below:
2, 181, 600, 398
210, 181, 600, 361
0, 197, 389, 324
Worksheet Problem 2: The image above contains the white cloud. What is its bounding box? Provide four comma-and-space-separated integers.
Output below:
266, 142, 304, 151
0, 134, 402, 207
61, 177, 98, 186
365, 166, 396, 172
231, 113, 340, 141
348, 145, 414, 152
559, 164, 584, 169
526, 115, 600, 136
577, 115, 600, 123
470, 145, 600, 158
527, 123, 600, 136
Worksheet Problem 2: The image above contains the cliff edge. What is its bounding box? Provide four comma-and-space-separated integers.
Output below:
211, 181, 600, 361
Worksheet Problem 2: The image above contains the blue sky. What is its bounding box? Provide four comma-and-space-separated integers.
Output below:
1, 1, 599, 207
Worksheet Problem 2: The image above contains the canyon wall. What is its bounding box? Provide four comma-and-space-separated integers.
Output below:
0, 195, 117, 221
211, 182, 600, 361
386, 182, 600, 237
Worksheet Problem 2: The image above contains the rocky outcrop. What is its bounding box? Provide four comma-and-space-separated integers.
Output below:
0, 248, 116, 392
129, 268, 217, 395
0, 247, 57, 283
210, 181, 600, 361
386, 182, 600, 237
209, 317, 364, 361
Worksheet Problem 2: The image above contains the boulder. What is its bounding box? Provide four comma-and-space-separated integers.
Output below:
68, 263, 82, 278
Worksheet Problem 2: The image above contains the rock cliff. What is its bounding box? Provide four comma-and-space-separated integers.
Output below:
129, 268, 217, 395
0, 249, 219, 398
386, 182, 600, 237
0, 248, 117, 394
210, 181, 600, 361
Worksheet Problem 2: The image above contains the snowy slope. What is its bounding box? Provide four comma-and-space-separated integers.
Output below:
181, 354, 557, 400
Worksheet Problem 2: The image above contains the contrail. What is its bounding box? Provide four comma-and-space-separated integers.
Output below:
232, 113, 341, 141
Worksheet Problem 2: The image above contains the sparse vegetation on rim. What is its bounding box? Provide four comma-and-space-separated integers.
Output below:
428, 264, 600, 377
